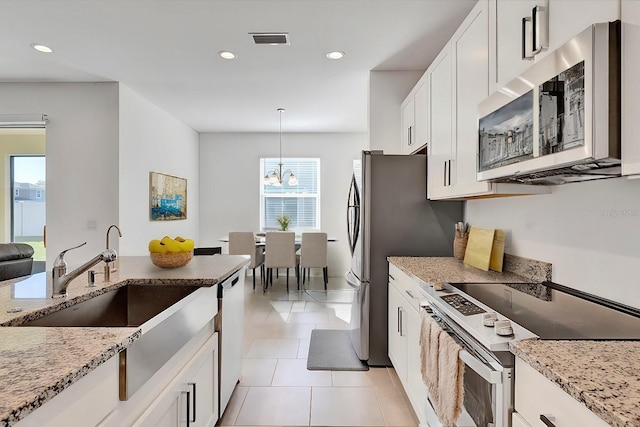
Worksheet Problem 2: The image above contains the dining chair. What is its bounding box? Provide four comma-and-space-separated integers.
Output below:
264, 231, 298, 292
298, 232, 328, 290
228, 232, 264, 290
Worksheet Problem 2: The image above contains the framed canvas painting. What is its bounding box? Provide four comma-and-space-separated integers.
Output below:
149, 172, 187, 220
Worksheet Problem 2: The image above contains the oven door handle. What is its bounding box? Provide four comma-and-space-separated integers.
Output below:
459, 349, 503, 384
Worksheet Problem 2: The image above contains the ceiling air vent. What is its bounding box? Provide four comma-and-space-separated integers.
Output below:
250, 32, 289, 45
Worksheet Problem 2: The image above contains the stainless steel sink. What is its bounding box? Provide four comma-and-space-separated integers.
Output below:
20, 282, 219, 401
21, 284, 202, 327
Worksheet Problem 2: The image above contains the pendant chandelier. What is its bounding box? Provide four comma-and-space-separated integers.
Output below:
263, 108, 298, 187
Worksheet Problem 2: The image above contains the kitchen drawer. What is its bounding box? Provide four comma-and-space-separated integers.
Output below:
515, 357, 609, 427
388, 263, 424, 312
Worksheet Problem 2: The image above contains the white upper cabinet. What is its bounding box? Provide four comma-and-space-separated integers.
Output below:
427, 43, 454, 199
427, 0, 549, 199
622, 0, 640, 177
400, 77, 429, 155
490, 0, 621, 93
400, 95, 416, 154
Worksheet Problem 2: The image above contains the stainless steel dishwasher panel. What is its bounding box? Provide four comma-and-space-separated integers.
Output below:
217, 268, 245, 418
119, 284, 218, 400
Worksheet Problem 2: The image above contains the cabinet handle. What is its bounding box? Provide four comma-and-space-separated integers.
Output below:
447, 160, 452, 186
531, 5, 548, 55
399, 308, 404, 337
443, 161, 448, 186
539, 414, 557, 427
388, 274, 395, 282
522, 16, 535, 60
406, 290, 417, 299
182, 390, 191, 427
397, 307, 401, 333
408, 126, 413, 146
188, 382, 197, 422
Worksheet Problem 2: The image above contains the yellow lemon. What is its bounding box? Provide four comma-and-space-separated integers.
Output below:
149, 239, 168, 253
161, 236, 183, 253
180, 239, 195, 252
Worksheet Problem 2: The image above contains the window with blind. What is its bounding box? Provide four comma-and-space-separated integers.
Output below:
260, 158, 320, 231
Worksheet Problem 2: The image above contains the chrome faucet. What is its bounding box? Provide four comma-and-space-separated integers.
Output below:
51, 242, 117, 298
104, 225, 122, 282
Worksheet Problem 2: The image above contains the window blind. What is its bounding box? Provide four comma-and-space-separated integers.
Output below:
260, 158, 320, 230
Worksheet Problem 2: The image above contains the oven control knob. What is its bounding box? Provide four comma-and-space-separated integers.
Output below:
483, 312, 498, 327
495, 320, 514, 336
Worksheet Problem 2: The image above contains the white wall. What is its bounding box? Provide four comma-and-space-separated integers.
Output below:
0, 83, 120, 267
465, 177, 640, 308
199, 132, 367, 276
369, 70, 422, 154
118, 85, 200, 255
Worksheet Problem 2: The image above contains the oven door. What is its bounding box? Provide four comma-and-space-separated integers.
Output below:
425, 306, 513, 427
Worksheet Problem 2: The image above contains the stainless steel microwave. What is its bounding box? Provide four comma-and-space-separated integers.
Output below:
477, 21, 620, 185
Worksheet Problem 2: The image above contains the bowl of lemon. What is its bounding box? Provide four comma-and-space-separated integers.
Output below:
148, 236, 195, 268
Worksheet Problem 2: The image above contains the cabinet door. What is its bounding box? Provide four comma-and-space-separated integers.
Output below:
493, 0, 539, 90
414, 81, 429, 151
401, 96, 415, 154
185, 336, 218, 427
406, 305, 427, 424
388, 284, 407, 382
427, 43, 453, 200
134, 334, 218, 427
512, 412, 532, 427
546, 0, 619, 57
452, 0, 492, 197
622, 0, 640, 176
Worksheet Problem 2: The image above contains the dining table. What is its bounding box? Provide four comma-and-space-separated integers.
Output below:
218, 234, 337, 246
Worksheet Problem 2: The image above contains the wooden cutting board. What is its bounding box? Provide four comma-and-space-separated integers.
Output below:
489, 229, 506, 272
463, 226, 495, 271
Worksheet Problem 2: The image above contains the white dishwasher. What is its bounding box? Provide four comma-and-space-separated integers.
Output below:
216, 267, 245, 419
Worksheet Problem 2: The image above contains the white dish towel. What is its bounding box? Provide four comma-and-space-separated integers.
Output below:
419, 311, 465, 427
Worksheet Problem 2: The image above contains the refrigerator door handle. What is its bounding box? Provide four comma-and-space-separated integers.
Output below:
345, 271, 361, 289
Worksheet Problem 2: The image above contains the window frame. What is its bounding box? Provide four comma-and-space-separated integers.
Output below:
259, 157, 321, 231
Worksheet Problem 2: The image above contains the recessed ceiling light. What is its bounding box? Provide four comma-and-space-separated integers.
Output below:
326, 51, 345, 60
218, 50, 237, 60
30, 43, 53, 53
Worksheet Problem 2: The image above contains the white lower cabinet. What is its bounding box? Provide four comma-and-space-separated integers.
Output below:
512, 412, 532, 427
134, 333, 218, 427
514, 356, 609, 427
388, 263, 427, 424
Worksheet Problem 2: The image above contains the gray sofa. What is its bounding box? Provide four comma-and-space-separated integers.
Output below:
0, 243, 34, 281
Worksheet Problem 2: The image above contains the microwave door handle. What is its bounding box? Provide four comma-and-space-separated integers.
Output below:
522, 16, 535, 60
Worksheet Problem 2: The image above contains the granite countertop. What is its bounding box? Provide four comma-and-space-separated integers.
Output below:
0, 254, 249, 426
512, 339, 640, 427
388, 255, 638, 426
387, 255, 551, 285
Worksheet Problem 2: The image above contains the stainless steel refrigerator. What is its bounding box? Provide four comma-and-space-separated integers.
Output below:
345, 151, 463, 366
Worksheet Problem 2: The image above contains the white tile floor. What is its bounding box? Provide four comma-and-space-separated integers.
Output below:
219, 272, 419, 427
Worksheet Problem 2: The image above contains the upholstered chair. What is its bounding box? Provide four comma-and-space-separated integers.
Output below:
298, 232, 328, 290
228, 232, 264, 290
264, 231, 298, 292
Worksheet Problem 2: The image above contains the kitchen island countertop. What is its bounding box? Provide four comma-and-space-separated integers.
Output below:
0, 254, 249, 426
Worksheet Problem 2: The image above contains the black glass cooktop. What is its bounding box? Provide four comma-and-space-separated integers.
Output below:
447, 282, 640, 340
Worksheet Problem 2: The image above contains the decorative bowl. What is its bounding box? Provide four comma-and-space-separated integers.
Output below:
150, 251, 193, 268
